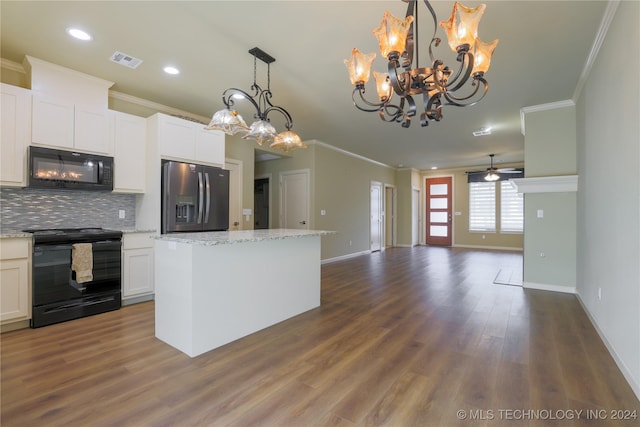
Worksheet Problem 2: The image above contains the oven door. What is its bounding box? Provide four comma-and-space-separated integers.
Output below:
32, 240, 121, 306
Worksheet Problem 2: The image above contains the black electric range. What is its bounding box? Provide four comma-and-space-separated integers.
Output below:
22, 227, 123, 328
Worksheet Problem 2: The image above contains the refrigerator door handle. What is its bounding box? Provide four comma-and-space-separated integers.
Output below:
197, 171, 204, 224
204, 172, 211, 223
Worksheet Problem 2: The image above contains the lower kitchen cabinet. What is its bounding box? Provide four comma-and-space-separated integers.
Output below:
122, 232, 154, 303
0, 238, 31, 327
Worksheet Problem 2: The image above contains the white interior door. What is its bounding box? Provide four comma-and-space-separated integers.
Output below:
412, 188, 420, 246
225, 159, 242, 230
370, 182, 382, 252
281, 170, 309, 229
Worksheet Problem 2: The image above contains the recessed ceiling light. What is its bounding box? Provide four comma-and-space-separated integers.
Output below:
163, 66, 180, 75
431, 166, 438, 170
66, 28, 92, 41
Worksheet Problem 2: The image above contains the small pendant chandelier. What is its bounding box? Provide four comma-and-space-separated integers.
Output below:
206, 47, 306, 152
345, 0, 498, 128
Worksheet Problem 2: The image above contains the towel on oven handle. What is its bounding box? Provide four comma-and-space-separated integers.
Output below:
72, 243, 93, 283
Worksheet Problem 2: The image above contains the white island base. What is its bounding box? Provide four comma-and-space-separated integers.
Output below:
154, 230, 329, 358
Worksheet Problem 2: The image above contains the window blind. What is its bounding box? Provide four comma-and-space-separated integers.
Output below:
469, 182, 496, 232
500, 181, 524, 232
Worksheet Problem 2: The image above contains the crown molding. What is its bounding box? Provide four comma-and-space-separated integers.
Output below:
519, 100, 575, 136
312, 140, 394, 169
1, 58, 25, 74
572, 0, 621, 101
109, 90, 210, 123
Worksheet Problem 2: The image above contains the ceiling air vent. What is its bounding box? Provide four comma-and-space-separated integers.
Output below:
109, 51, 143, 69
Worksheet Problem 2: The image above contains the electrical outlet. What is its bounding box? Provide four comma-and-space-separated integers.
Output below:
349, 240, 352, 246
119, 210, 125, 219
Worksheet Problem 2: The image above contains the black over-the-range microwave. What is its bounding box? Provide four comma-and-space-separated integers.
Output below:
28, 146, 114, 191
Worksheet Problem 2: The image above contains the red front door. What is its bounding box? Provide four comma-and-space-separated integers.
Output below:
426, 176, 452, 246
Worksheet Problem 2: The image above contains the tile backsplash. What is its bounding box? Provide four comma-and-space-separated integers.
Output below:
0, 188, 136, 232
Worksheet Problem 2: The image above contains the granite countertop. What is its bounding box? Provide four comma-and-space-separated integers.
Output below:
0, 231, 33, 239
1, 228, 157, 239
153, 229, 336, 246
120, 229, 157, 234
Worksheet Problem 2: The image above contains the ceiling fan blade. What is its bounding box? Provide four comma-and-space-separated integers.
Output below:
497, 170, 523, 174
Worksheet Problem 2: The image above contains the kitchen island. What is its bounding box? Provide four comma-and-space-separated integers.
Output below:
153, 229, 334, 357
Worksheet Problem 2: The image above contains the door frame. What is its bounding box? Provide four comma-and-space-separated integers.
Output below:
225, 157, 243, 230
384, 184, 397, 248
425, 175, 454, 246
412, 187, 420, 247
370, 181, 383, 252
279, 169, 310, 229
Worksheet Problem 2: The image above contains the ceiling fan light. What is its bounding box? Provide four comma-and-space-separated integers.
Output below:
439, 2, 486, 52
270, 130, 307, 152
344, 48, 376, 86
372, 10, 414, 58
485, 171, 500, 181
205, 108, 249, 135
242, 120, 277, 146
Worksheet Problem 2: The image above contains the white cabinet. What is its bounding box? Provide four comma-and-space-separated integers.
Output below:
0, 238, 31, 325
150, 113, 225, 166
1, 83, 31, 187
112, 111, 147, 193
31, 94, 112, 155
122, 233, 154, 301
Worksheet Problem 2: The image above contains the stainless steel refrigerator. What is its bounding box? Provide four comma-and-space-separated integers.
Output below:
161, 160, 229, 233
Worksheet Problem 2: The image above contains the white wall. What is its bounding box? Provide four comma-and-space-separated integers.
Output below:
576, 0, 640, 399
521, 106, 577, 292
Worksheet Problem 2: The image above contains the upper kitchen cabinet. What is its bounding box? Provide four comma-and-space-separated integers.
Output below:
112, 111, 146, 193
148, 113, 225, 167
0, 83, 31, 187
24, 56, 114, 155
31, 95, 112, 155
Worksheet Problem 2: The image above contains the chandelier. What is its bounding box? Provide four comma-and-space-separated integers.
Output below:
206, 47, 306, 152
345, 0, 498, 128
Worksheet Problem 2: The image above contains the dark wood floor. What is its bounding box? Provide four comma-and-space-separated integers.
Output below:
1, 246, 638, 426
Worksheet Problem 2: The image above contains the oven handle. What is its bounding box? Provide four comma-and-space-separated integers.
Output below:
34, 244, 74, 252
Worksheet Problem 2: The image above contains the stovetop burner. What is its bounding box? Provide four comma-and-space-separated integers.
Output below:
23, 227, 123, 244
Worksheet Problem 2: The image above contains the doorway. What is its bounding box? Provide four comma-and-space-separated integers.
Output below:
425, 176, 453, 246
226, 158, 243, 231
370, 181, 383, 252
280, 170, 310, 229
384, 185, 396, 248
254, 177, 270, 229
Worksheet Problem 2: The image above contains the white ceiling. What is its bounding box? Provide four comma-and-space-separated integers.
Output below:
0, 1, 609, 170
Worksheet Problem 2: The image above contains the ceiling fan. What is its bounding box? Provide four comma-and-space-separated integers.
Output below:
467, 154, 524, 182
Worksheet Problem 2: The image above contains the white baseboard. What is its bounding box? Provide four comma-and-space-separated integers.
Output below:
453, 244, 523, 252
122, 294, 154, 306
575, 293, 640, 402
322, 250, 370, 264
523, 281, 576, 294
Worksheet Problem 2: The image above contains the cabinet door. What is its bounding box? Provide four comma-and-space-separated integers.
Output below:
0, 259, 29, 322
195, 127, 225, 166
31, 94, 74, 149
157, 114, 196, 161
113, 111, 146, 193
122, 248, 154, 297
1, 84, 31, 186
74, 105, 112, 154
